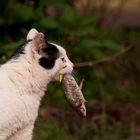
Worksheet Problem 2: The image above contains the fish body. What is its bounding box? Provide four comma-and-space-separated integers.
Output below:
62, 74, 86, 117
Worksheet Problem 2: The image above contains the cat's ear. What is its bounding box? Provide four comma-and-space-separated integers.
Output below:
32, 32, 47, 54
26, 28, 38, 40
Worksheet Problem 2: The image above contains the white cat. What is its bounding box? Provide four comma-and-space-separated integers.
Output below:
0, 29, 73, 140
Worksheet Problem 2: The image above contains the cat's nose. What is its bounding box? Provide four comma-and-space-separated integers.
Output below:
66, 57, 73, 73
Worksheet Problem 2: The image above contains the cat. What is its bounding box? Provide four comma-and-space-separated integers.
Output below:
0, 28, 73, 140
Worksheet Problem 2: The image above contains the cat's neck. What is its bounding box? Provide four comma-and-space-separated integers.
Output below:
1, 54, 51, 99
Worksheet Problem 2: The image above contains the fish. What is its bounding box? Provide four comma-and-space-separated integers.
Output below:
62, 74, 86, 117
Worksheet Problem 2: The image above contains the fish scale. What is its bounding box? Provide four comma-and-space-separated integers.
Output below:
62, 74, 86, 117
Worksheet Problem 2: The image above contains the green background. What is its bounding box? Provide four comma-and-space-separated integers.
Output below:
0, 0, 140, 139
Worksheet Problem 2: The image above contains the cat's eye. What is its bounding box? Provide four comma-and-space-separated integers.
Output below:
61, 58, 65, 61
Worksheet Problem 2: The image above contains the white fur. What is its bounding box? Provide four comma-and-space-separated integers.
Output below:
0, 29, 73, 140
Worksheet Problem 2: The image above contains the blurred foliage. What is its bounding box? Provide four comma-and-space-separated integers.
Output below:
34, 118, 69, 140
0, 0, 140, 139
0, 0, 121, 62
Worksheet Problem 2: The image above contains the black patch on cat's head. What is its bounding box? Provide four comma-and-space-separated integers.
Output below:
39, 57, 56, 69
39, 43, 59, 69
11, 39, 32, 59
42, 43, 59, 59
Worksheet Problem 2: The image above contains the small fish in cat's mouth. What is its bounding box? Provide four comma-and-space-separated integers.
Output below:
59, 74, 63, 82
55, 73, 64, 82
62, 74, 87, 117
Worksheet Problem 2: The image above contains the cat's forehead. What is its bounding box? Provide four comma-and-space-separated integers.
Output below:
49, 43, 66, 56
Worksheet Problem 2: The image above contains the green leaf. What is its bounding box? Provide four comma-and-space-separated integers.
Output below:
59, 5, 79, 25
36, 17, 59, 29
91, 48, 106, 59
0, 40, 23, 58
78, 39, 102, 47
8, 3, 33, 23
103, 40, 119, 52
80, 15, 99, 26
77, 27, 97, 37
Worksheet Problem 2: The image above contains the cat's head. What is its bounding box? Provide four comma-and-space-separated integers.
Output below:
25, 28, 73, 81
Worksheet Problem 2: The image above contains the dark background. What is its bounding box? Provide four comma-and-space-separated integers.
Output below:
0, 0, 140, 139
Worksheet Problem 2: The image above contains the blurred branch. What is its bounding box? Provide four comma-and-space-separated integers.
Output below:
74, 46, 132, 68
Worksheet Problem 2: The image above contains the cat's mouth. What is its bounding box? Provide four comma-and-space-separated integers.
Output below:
55, 70, 72, 82
54, 64, 73, 82
55, 73, 65, 82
